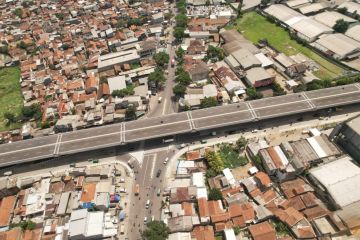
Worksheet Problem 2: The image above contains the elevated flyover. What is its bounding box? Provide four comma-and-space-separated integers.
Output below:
0, 84, 359, 167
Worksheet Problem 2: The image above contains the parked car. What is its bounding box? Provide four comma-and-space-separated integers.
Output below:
156, 169, 161, 178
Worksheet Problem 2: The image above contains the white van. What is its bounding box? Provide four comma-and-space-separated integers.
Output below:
145, 200, 150, 209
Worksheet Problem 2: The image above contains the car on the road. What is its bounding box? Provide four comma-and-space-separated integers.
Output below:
200, 139, 207, 144
156, 169, 162, 178
157, 189, 161, 196
163, 157, 169, 164
146, 200, 150, 209
144, 217, 147, 223
251, 129, 258, 133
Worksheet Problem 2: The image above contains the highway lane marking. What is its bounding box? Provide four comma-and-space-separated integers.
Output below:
301, 92, 316, 109
162, 99, 167, 115
149, 153, 157, 179
1, 85, 360, 158
186, 111, 195, 130
246, 102, 258, 119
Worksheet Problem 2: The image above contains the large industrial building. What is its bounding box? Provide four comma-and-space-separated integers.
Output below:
309, 156, 360, 230
332, 116, 360, 161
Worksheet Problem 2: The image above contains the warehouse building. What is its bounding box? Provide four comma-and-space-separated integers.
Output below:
313, 33, 360, 60
346, 25, 360, 43
286, 0, 311, 9
244, 67, 275, 88
231, 49, 262, 70
97, 50, 140, 72
264, 4, 306, 26
309, 156, 360, 210
332, 116, 360, 161
291, 18, 333, 42
337, 2, 360, 15
298, 2, 329, 15
313, 11, 356, 28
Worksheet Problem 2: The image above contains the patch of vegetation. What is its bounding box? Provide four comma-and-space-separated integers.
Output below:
219, 143, 248, 168
273, 221, 291, 237
333, 19, 349, 33
200, 97, 218, 108
208, 188, 223, 200
153, 52, 170, 68
206, 151, 224, 174
293, 75, 360, 92
230, 12, 344, 79
142, 220, 170, 240
204, 45, 225, 62
111, 84, 135, 98
0, 67, 22, 131
10, 220, 36, 231
246, 87, 263, 100
148, 68, 166, 88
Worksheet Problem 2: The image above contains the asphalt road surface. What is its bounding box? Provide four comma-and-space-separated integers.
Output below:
126, 149, 174, 239
0, 83, 360, 167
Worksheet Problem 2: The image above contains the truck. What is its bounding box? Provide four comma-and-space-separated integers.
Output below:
171, 58, 175, 67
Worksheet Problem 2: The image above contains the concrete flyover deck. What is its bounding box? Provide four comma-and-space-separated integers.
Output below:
0, 84, 359, 167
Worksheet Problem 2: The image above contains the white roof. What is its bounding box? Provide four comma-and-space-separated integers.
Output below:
310, 156, 360, 207
313, 11, 356, 28
274, 145, 289, 166
197, 187, 208, 200
338, 2, 360, 14
86, 211, 104, 237
309, 128, 321, 136
107, 75, 126, 93
255, 53, 274, 67
192, 172, 205, 187
299, 2, 328, 15
314, 33, 360, 57
224, 228, 237, 240
223, 168, 236, 186
286, 0, 310, 8
291, 18, 333, 40
265, 4, 303, 23
307, 137, 327, 158
168, 232, 192, 240
203, 84, 218, 98
346, 25, 360, 42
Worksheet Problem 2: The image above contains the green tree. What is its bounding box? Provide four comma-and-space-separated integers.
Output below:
173, 27, 186, 40
55, 13, 64, 20
333, 19, 349, 33
200, 97, 218, 108
208, 188, 223, 200
13, 8, 23, 18
127, 18, 142, 26
125, 105, 137, 120
175, 47, 185, 61
142, 221, 170, 240
100, 76, 108, 84
175, 14, 188, 28
173, 83, 187, 95
17, 41, 27, 50
260, 0, 270, 6
234, 226, 241, 235
0, 45, 8, 54
205, 45, 225, 62
271, 82, 286, 96
175, 66, 185, 76
245, 87, 263, 100
4, 112, 16, 124
337, 7, 348, 14
175, 71, 191, 85
115, 19, 126, 28
148, 68, 166, 88
111, 85, 135, 98
206, 169, 218, 178
164, 12, 173, 20
293, 83, 306, 93
236, 136, 248, 150
153, 52, 170, 68
206, 151, 224, 173
22, 104, 42, 120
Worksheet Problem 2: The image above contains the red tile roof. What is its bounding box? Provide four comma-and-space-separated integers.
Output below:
191, 226, 215, 240
0, 196, 16, 227
198, 198, 209, 218
254, 172, 272, 187
248, 222, 276, 240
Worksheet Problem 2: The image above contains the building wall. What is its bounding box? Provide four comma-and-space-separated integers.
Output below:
336, 125, 360, 162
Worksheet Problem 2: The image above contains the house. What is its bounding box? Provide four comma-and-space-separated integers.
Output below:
244, 67, 275, 88
188, 61, 210, 82
107, 75, 127, 94
248, 221, 276, 240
